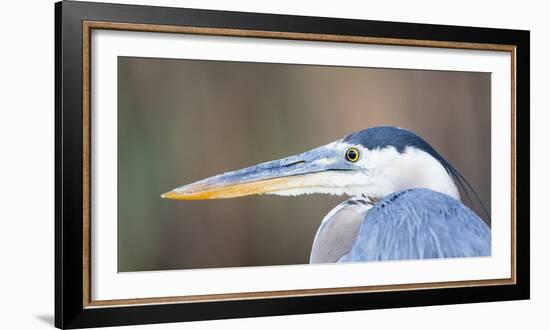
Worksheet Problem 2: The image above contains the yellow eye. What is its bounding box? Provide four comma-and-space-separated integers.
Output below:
345, 148, 360, 162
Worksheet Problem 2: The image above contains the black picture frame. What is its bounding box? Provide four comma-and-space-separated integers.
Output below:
55, 1, 530, 328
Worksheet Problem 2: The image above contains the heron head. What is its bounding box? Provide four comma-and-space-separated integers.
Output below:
162, 126, 459, 200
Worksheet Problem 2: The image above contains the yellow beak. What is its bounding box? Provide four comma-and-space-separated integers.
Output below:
161, 176, 300, 200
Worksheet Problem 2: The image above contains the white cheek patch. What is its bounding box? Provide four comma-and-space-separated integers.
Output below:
365, 147, 460, 199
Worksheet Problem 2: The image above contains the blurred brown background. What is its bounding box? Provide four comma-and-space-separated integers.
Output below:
117, 57, 491, 272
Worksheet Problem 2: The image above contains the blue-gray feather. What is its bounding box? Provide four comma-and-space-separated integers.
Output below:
339, 188, 490, 262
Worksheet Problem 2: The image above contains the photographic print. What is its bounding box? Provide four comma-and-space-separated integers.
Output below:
55, 2, 528, 327
118, 57, 491, 271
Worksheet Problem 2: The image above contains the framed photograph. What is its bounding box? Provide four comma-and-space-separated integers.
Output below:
55, 1, 530, 328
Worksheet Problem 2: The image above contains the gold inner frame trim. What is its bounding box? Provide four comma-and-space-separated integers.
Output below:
82, 20, 517, 308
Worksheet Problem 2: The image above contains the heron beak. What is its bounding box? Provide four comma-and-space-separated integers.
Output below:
161, 175, 310, 200
162, 151, 342, 200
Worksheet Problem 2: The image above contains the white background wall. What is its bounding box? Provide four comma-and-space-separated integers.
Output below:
0, 0, 546, 329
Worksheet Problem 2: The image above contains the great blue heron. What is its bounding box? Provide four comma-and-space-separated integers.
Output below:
162, 126, 490, 263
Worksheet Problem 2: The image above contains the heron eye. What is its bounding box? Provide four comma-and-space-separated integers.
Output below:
345, 148, 360, 162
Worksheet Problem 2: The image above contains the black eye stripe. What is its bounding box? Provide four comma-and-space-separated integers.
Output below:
345, 148, 360, 162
